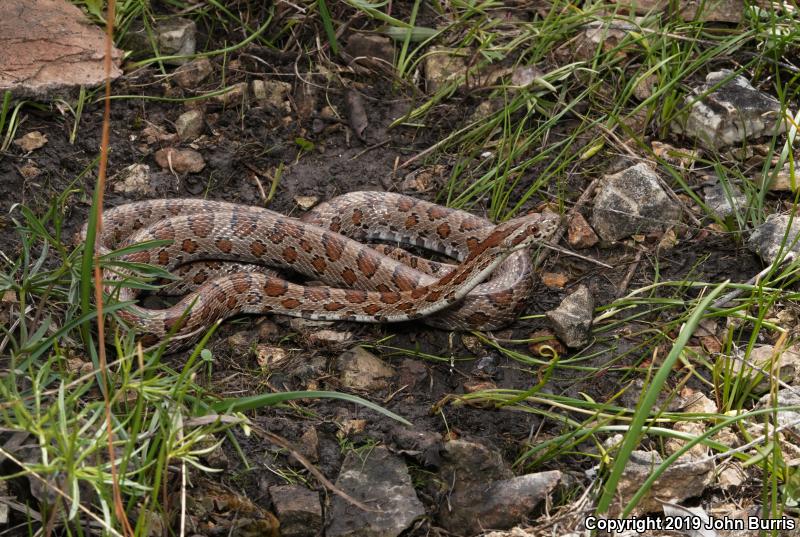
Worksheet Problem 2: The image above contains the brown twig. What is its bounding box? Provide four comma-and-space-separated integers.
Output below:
95, 2, 134, 535
617, 248, 644, 296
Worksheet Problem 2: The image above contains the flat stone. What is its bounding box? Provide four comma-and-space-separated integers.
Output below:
717, 462, 747, 490
437, 440, 560, 533
591, 163, 680, 242
438, 471, 562, 533
612, 0, 744, 22
734, 344, 800, 391
703, 179, 746, 218
574, 21, 635, 61
440, 440, 512, 485
154, 147, 205, 174
336, 347, 395, 391
307, 328, 354, 347
664, 421, 709, 459
424, 47, 467, 92
672, 70, 786, 149
269, 485, 322, 537
126, 17, 196, 64
747, 213, 800, 264
546, 285, 594, 348
211, 82, 247, 106
255, 345, 289, 369
615, 450, 713, 515
344, 34, 394, 64
678, 0, 744, 21
175, 109, 204, 140
511, 65, 544, 88
110, 163, 154, 196
327, 447, 423, 537
297, 427, 320, 464
764, 160, 800, 191
252, 79, 292, 111
0, 0, 123, 99
391, 427, 441, 467
173, 57, 213, 89
677, 388, 717, 414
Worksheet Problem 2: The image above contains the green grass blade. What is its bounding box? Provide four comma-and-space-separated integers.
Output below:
211, 390, 412, 426
596, 280, 730, 515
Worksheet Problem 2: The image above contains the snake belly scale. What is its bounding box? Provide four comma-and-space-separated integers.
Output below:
87, 192, 558, 347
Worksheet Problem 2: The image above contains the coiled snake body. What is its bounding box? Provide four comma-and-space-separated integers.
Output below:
87, 192, 558, 348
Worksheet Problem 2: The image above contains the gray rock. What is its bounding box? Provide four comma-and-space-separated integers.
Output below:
618, 378, 676, 412
252, 79, 292, 111
756, 389, 800, 433
424, 47, 466, 92
730, 344, 800, 393
763, 160, 800, 192
336, 347, 395, 391
441, 439, 512, 483
615, 450, 713, 515
344, 34, 395, 64
613, 0, 744, 22
747, 213, 800, 264
546, 285, 594, 348
703, 179, 746, 218
672, 70, 786, 149
173, 57, 213, 89
391, 427, 441, 467
437, 440, 560, 533
127, 17, 196, 64
0, 480, 7, 524
439, 471, 562, 534
175, 109, 204, 140
110, 163, 153, 196
269, 485, 322, 537
210, 82, 247, 106
591, 163, 680, 242
327, 447, 424, 537
297, 427, 320, 464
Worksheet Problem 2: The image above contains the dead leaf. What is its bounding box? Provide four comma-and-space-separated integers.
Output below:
14, 131, 47, 152
294, 195, 319, 210
541, 272, 569, 288
528, 329, 566, 356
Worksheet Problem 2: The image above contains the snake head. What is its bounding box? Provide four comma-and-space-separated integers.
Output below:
462, 211, 559, 264
496, 211, 560, 252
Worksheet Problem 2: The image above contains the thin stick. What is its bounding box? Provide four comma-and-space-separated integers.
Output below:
95, 2, 134, 535
617, 248, 643, 295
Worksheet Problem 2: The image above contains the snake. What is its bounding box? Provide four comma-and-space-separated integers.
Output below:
86, 192, 559, 348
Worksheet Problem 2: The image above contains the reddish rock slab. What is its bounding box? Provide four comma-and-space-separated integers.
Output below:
0, 0, 122, 99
